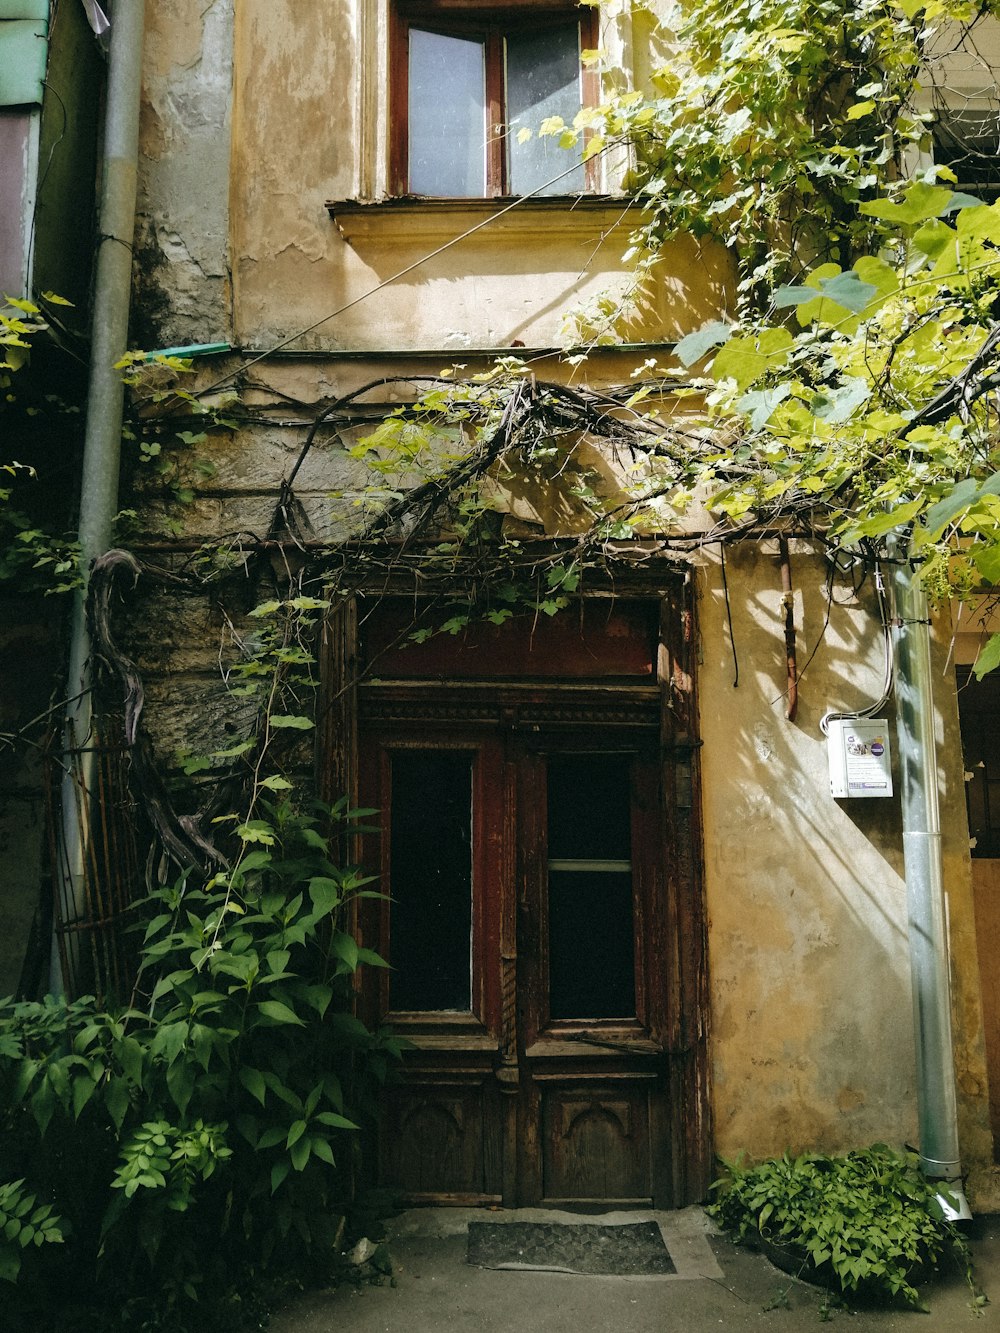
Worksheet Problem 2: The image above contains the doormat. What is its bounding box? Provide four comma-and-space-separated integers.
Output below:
466, 1221, 676, 1276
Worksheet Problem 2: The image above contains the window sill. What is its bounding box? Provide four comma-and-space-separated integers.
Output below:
327, 194, 643, 244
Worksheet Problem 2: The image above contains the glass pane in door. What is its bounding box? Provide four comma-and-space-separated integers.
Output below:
390, 750, 473, 1011
546, 754, 635, 1019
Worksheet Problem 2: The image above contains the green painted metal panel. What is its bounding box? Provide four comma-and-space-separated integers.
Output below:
0, 19, 49, 106
0, 2, 49, 19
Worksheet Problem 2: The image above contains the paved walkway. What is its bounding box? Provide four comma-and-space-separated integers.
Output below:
271, 1206, 1000, 1331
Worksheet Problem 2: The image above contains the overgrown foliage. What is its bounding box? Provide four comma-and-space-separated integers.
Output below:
0, 794, 403, 1331
1, 295, 83, 595
708, 1145, 975, 1309
566, 0, 1000, 310
1, 532, 405, 1327
670, 182, 1000, 675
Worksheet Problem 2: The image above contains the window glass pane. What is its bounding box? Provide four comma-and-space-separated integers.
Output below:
933, 108, 1000, 190
547, 753, 631, 861
390, 750, 473, 1010
506, 21, 585, 196
546, 754, 635, 1019
548, 871, 635, 1019
409, 28, 486, 196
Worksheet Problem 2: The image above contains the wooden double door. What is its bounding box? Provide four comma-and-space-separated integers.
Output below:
348, 595, 710, 1208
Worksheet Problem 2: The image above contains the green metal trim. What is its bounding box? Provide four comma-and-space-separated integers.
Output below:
0, 2, 49, 20
143, 342, 233, 361
0, 17, 49, 107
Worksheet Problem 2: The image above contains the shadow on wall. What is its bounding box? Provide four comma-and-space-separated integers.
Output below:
700, 540, 920, 1159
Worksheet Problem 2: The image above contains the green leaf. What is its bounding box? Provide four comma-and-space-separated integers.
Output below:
911, 218, 953, 260
290, 1135, 311, 1171
357, 947, 390, 969
271, 1159, 290, 1193
308, 876, 341, 916
72, 1074, 98, 1120
301, 983, 334, 1018
920, 472, 1000, 540
269, 715, 315, 730
841, 499, 923, 541
286, 1119, 307, 1149
973, 633, 1000, 680
810, 378, 870, 424
674, 320, 733, 367
314, 1110, 360, 1131
737, 384, 791, 431
331, 933, 359, 971
860, 182, 955, 226
267, 948, 291, 975
816, 271, 877, 314
973, 544, 1000, 586
256, 999, 305, 1027
239, 1066, 267, 1106
312, 1136, 336, 1166
104, 1077, 130, 1131
325, 1012, 372, 1045
117, 1035, 145, 1087
238, 850, 273, 873
260, 775, 293, 791
954, 202, 1000, 243
710, 338, 767, 390
167, 1059, 195, 1115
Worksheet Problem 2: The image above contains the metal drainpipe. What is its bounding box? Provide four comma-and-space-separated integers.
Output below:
891, 546, 972, 1219
51, 1, 146, 995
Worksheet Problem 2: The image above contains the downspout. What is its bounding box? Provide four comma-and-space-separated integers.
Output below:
891, 546, 972, 1219
52, 1, 146, 994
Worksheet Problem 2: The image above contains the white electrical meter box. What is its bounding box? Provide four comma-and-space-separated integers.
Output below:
826, 718, 893, 798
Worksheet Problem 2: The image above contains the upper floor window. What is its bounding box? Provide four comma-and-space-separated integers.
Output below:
932, 105, 1000, 197
391, 1, 598, 198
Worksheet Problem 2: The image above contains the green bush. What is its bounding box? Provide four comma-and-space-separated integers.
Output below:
708, 1144, 973, 1309
0, 797, 404, 1331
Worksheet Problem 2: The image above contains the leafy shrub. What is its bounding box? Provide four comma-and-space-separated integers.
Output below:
708, 1145, 972, 1309
0, 1178, 64, 1283
0, 797, 404, 1330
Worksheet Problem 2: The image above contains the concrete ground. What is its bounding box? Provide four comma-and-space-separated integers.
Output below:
270, 1206, 1000, 1332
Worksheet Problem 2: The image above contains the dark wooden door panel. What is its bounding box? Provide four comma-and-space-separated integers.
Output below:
381, 1080, 500, 1201
540, 1083, 655, 1204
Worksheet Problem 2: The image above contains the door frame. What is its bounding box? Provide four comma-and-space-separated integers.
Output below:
318, 575, 713, 1206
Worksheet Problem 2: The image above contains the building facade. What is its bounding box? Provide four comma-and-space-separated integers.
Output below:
11, 0, 1000, 1209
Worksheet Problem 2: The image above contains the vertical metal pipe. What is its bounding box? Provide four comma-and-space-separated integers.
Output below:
778, 537, 798, 722
52, 2, 146, 995
892, 551, 970, 1215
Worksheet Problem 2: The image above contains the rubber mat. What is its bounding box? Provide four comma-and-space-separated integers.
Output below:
466, 1220, 676, 1275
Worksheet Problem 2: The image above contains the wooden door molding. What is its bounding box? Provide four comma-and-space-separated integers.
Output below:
320, 585, 712, 1207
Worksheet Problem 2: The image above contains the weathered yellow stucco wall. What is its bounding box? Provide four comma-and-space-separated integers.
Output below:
228, 0, 732, 352
129, 0, 999, 1205
696, 541, 996, 1207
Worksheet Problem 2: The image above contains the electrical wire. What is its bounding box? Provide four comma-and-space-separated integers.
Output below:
818, 547, 894, 735
720, 542, 739, 688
